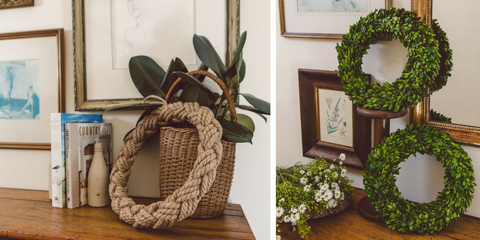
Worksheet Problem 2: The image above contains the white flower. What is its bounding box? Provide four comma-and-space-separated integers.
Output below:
322, 189, 333, 201
291, 213, 300, 224
298, 204, 307, 213
331, 182, 338, 188
315, 192, 322, 202
328, 199, 337, 209
334, 190, 341, 199
291, 206, 298, 213
304, 185, 311, 192
279, 198, 285, 202
319, 183, 329, 193
300, 170, 305, 174
300, 177, 308, 185
339, 153, 346, 161
333, 172, 338, 178
315, 176, 320, 182
341, 168, 347, 176
276, 236, 281, 240
276, 207, 284, 217
306, 171, 311, 176
283, 215, 291, 223
339, 161, 343, 165
330, 164, 335, 170
341, 192, 345, 201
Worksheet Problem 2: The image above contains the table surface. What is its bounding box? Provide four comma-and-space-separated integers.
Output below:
278, 188, 480, 240
0, 188, 255, 240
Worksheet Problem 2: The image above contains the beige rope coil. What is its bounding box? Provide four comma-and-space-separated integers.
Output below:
109, 99, 223, 229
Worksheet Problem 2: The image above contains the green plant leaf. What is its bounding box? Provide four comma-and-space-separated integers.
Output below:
229, 31, 247, 68
160, 57, 188, 94
237, 59, 246, 83
193, 63, 209, 82
175, 71, 217, 102
129, 56, 166, 98
219, 119, 253, 143
178, 87, 212, 108
193, 34, 227, 79
240, 93, 270, 115
225, 113, 255, 133
236, 105, 268, 122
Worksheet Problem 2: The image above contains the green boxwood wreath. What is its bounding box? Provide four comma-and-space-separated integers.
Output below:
336, 8, 453, 112
363, 124, 476, 234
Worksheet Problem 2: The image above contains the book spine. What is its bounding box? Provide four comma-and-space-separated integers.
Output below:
66, 124, 81, 209
50, 113, 64, 208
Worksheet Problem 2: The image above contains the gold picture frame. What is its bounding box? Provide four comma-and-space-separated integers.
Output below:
0, 0, 34, 9
279, 0, 392, 39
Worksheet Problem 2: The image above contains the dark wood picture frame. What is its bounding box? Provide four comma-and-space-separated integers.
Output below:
299, 69, 371, 169
0, 29, 65, 150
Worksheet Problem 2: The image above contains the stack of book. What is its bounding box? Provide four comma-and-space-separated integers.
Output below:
50, 113, 113, 209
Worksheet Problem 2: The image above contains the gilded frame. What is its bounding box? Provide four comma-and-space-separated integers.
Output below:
279, 0, 393, 39
299, 69, 371, 170
73, 0, 240, 111
411, 0, 480, 147
0, 29, 65, 150
0, 0, 34, 9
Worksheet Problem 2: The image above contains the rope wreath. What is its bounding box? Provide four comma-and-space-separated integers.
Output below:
364, 124, 476, 234
336, 8, 453, 112
109, 99, 224, 229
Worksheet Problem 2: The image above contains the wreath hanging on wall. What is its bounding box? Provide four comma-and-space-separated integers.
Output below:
336, 8, 453, 112
363, 124, 476, 234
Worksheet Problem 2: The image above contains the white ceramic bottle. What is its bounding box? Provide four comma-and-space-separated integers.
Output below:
87, 143, 110, 207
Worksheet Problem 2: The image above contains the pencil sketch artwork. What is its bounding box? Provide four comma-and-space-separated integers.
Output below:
318, 89, 353, 147
0, 60, 40, 120
298, 0, 368, 13
111, 0, 195, 69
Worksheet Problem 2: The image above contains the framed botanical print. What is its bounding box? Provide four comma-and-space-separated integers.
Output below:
73, 0, 239, 111
279, 0, 392, 39
0, 29, 65, 150
299, 69, 370, 169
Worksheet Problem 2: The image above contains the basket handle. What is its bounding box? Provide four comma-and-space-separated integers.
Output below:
165, 70, 237, 122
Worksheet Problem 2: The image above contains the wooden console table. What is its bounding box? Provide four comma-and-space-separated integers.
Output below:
278, 188, 480, 239
0, 188, 255, 239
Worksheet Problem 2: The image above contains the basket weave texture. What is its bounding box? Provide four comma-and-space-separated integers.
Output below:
159, 127, 236, 218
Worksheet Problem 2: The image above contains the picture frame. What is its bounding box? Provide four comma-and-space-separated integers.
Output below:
0, 0, 34, 9
279, 0, 392, 39
299, 69, 371, 169
73, 0, 240, 111
0, 29, 65, 150
411, 0, 480, 147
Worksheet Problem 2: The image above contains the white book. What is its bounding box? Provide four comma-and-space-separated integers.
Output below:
50, 113, 102, 208
65, 123, 113, 208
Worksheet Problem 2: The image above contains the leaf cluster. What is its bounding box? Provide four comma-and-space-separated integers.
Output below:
107, 32, 270, 143
430, 109, 452, 123
363, 124, 476, 234
276, 157, 353, 239
336, 8, 453, 112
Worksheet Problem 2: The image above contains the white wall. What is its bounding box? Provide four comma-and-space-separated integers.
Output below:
276, 0, 480, 219
0, 0, 270, 239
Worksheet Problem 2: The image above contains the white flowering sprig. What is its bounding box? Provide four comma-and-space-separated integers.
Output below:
276, 156, 354, 239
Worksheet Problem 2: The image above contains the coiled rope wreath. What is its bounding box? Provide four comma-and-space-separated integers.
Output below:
109, 98, 225, 229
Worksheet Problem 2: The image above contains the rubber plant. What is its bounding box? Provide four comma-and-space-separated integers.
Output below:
106, 31, 269, 143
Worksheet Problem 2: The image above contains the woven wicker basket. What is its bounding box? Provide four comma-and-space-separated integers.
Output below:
307, 197, 351, 219
159, 70, 238, 219
159, 126, 236, 218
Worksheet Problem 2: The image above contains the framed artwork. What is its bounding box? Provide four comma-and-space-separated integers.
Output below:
0, 0, 34, 9
73, 0, 240, 111
0, 29, 65, 150
299, 69, 370, 169
279, 0, 392, 39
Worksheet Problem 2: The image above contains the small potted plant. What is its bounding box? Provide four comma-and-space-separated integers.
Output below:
276, 155, 354, 239
108, 31, 269, 143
